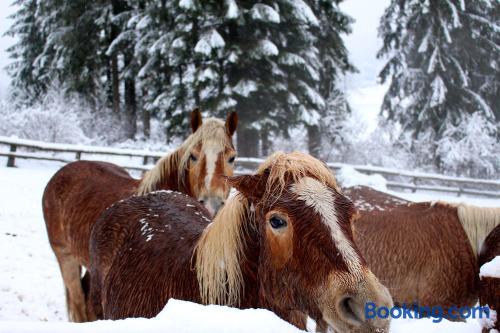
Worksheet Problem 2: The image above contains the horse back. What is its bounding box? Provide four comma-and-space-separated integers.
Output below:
42, 160, 139, 266
344, 185, 409, 212
90, 191, 211, 319
352, 201, 478, 309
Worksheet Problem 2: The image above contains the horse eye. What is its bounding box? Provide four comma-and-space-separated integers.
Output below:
190, 154, 198, 162
228, 156, 235, 164
269, 216, 287, 229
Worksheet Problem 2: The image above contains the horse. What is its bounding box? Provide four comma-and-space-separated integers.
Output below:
88, 152, 393, 333
344, 185, 500, 316
478, 224, 499, 332
42, 108, 238, 322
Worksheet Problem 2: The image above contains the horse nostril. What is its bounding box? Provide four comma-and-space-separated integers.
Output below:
339, 296, 363, 326
199, 200, 205, 204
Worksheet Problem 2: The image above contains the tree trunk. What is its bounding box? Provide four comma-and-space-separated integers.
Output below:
143, 106, 150, 139
111, 54, 120, 114
237, 127, 259, 158
124, 52, 137, 139
307, 125, 321, 158
261, 127, 270, 157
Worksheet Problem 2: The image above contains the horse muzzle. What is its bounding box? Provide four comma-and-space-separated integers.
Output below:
319, 271, 393, 333
199, 196, 224, 217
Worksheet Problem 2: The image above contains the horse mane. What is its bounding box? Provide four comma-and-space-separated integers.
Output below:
136, 149, 183, 195
194, 151, 339, 306
194, 193, 251, 306
136, 118, 229, 195
456, 204, 500, 258
256, 151, 340, 202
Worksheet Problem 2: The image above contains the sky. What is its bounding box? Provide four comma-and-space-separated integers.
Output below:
0, 0, 390, 127
340, 0, 391, 132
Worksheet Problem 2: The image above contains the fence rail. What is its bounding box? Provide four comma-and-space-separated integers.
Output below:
1, 136, 499, 198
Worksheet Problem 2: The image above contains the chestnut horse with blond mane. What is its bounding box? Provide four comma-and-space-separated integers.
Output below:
344, 185, 500, 316
88, 152, 393, 333
42, 109, 238, 322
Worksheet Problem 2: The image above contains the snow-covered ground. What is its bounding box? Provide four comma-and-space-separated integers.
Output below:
0, 162, 497, 332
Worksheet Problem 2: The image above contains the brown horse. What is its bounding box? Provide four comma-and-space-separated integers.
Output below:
345, 185, 500, 315
479, 224, 499, 332
42, 109, 238, 322
89, 152, 393, 332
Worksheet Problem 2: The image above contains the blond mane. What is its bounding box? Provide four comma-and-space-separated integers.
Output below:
456, 204, 500, 258
194, 151, 339, 305
137, 118, 230, 195
257, 151, 340, 203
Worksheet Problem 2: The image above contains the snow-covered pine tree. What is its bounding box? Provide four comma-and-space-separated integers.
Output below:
307, 0, 354, 157
205, 0, 352, 157
106, 0, 141, 139
34, 0, 105, 99
378, 0, 499, 171
5, 0, 48, 104
212, 0, 288, 157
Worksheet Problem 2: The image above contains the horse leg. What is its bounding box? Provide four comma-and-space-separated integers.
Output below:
88, 269, 104, 320
55, 254, 88, 322
82, 270, 101, 321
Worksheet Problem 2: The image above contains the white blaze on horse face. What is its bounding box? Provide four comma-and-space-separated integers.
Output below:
203, 143, 220, 190
292, 177, 361, 271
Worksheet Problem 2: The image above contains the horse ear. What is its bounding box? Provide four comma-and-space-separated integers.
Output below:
227, 174, 265, 202
191, 108, 203, 133
225, 111, 238, 136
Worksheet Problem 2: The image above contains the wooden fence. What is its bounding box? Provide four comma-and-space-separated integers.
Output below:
1, 136, 499, 198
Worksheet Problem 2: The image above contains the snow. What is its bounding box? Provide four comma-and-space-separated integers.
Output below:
0, 164, 498, 332
337, 165, 387, 191
250, 4, 280, 24
288, 0, 319, 27
390, 316, 482, 333
480, 256, 500, 279
233, 80, 258, 98
0, 135, 165, 158
0, 299, 304, 333
179, 0, 196, 10
256, 40, 279, 57
300, 109, 321, 126
225, 0, 239, 19
0, 165, 65, 322
427, 47, 440, 74
194, 30, 225, 56
429, 75, 447, 107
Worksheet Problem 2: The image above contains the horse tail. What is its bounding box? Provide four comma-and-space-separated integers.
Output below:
456, 204, 500, 258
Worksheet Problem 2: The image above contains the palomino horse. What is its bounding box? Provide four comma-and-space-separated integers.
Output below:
344, 185, 500, 315
89, 152, 393, 333
42, 109, 238, 322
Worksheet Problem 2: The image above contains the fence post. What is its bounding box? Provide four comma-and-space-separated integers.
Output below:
412, 177, 417, 193
143, 156, 148, 165
6, 144, 17, 167
75, 151, 82, 160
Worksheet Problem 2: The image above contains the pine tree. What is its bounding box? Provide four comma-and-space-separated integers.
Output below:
35, 0, 105, 98
6, 0, 355, 151
306, 0, 355, 157
5, 0, 47, 104
378, 0, 499, 168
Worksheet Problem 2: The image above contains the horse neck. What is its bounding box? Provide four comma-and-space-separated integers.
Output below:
137, 148, 191, 196
457, 204, 500, 258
